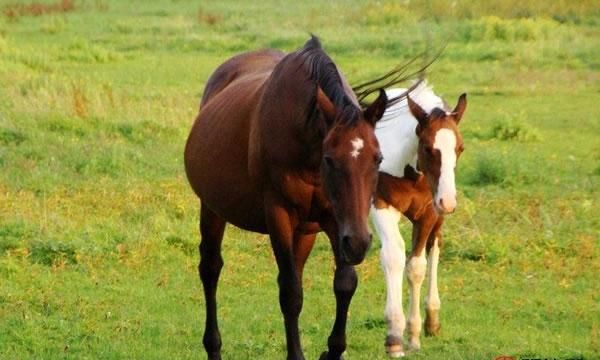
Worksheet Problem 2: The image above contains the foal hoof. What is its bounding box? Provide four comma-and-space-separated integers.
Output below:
319, 351, 344, 360
424, 320, 441, 337
425, 310, 441, 337
386, 346, 405, 358
385, 335, 405, 358
408, 341, 421, 352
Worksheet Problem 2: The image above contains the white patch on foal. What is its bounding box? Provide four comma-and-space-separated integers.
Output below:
350, 137, 364, 158
376, 82, 446, 178
426, 237, 441, 312
433, 129, 457, 212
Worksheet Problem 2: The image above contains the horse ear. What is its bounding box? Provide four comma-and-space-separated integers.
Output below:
363, 89, 387, 126
452, 93, 467, 124
407, 96, 428, 127
316, 87, 336, 124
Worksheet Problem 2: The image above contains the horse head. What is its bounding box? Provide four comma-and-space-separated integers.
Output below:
408, 93, 467, 214
317, 88, 387, 265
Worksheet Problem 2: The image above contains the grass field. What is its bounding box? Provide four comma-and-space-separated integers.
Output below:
1, 1, 599, 359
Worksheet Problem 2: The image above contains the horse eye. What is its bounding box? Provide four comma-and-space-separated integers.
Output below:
425, 146, 434, 155
324, 155, 335, 168
375, 154, 383, 165
458, 145, 465, 153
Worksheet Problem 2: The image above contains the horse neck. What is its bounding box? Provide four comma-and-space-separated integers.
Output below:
252, 67, 322, 175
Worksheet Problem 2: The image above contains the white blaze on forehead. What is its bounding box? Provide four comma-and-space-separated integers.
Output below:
350, 137, 364, 158
433, 129, 457, 210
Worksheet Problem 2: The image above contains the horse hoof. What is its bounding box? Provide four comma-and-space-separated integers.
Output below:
385, 335, 404, 357
408, 339, 421, 351
207, 352, 221, 360
319, 351, 344, 360
425, 310, 441, 337
424, 321, 441, 337
386, 346, 405, 358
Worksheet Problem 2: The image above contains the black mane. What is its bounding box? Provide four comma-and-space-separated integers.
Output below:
299, 36, 360, 125
429, 108, 448, 119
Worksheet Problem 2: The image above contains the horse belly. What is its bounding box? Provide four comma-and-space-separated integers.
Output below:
184, 81, 268, 233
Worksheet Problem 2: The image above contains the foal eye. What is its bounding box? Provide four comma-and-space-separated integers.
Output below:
375, 154, 383, 165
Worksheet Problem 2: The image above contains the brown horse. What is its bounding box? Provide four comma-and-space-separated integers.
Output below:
184, 36, 387, 360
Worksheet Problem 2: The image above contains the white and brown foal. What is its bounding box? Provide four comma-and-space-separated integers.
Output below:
370, 82, 467, 357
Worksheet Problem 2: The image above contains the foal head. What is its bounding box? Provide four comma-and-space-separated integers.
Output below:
408, 93, 467, 214
317, 88, 387, 265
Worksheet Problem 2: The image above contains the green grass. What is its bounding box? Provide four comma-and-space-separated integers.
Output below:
1, 0, 599, 359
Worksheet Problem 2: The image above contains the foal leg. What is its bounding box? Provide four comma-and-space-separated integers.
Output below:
198, 204, 226, 360
371, 206, 406, 358
405, 217, 436, 351
425, 220, 444, 336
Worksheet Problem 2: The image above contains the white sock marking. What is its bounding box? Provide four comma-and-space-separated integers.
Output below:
371, 206, 406, 340
406, 253, 427, 349
426, 237, 441, 311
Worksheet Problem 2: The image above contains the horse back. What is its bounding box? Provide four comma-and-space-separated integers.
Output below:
184, 50, 284, 233
200, 49, 285, 106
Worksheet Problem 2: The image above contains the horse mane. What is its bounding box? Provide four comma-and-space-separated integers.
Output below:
429, 108, 449, 119
299, 35, 361, 125
378, 80, 448, 124
352, 45, 445, 109
409, 80, 448, 113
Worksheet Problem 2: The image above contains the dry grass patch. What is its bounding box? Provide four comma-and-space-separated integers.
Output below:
3, 0, 75, 20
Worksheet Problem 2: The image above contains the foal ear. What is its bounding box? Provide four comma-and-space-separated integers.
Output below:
363, 89, 388, 126
407, 96, 428, 127
316, 87, 336, 124
452, 93, 467, 124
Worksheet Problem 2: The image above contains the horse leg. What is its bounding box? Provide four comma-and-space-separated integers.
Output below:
371, 206, 406, 358
199, 204, 226, 360
293, 232, 317, 281
318, 224, 357, 360
265, 195, 305, 360
425, 219, 444, 337
405, 215, 436, 351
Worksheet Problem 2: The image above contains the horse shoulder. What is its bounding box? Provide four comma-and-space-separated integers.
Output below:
201, 49, 284, 105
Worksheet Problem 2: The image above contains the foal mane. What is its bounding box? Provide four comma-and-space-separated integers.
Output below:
299, 36, 361, 126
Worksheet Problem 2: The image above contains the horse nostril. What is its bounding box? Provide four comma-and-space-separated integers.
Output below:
439, 198, 456, 214
342, 235, 352, 248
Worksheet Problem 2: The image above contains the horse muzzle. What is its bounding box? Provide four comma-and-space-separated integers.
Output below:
435, 196, 456, 215
340, 233, 372, 265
